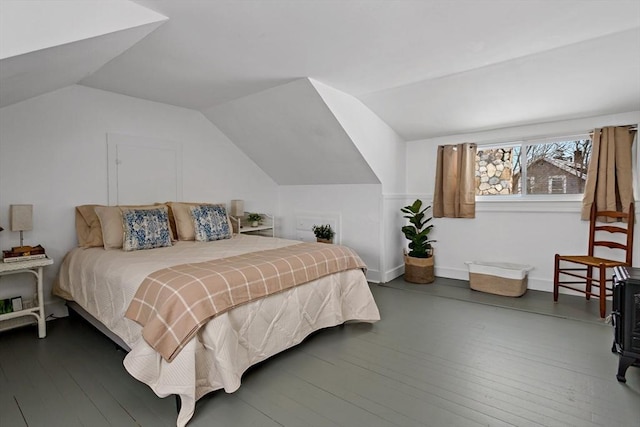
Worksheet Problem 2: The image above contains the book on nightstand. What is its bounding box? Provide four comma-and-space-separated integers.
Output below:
0, 297, 23, 313
2, 245, 47, 263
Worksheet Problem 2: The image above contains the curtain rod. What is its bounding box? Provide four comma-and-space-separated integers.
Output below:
590, 125, 637, 134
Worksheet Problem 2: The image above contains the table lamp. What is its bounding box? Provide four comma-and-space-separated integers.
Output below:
230, 200, 244, 229
10, 204, 33, 248
230, 200, 244, 217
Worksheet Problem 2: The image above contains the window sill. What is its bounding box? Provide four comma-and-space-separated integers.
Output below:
404, 194, 638, 214
476, 197, 582, 213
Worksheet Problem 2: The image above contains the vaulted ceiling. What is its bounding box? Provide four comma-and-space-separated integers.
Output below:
1, 0, 639, 142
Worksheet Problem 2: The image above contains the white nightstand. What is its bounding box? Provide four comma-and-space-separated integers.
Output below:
230, 214, 275, 237
0, 257, 54, 338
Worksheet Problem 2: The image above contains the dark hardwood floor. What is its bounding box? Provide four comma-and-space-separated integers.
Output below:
1, 279, 638, 427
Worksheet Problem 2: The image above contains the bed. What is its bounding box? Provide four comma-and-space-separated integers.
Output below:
53, 203, 380, 426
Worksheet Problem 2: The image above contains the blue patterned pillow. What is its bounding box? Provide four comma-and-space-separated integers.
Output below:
122, 208, 172, 251
191, 204, 232, 242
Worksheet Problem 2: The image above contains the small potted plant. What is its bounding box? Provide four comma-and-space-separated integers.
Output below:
312, 224, 334, 243
247, 213, 262, 227
401, 199, 436, 284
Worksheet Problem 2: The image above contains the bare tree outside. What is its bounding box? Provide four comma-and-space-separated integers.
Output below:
477, 138, 592, 195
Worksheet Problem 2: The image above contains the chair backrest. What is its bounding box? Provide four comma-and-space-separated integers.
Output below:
588, 202, 635, 265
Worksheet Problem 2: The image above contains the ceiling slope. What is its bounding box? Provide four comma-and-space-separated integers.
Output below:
203, 78, 379, 186
361, 28, 640, 140
310, 79, 406, 193
2, 1, 638, 140
0, 0, 167, 108
80, 1, 640, 110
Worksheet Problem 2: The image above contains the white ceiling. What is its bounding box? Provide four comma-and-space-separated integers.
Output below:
81, 0, 640, 140
205, 78, 379, 185
0, 0, 167, 108
2, 0, 640, 141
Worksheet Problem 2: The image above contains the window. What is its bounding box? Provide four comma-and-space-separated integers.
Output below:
475, 136, 592, 196
548, 176, 566, 194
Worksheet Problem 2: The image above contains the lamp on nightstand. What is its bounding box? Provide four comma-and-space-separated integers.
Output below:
230, 200, 244, 217
230, 200, 244, 231
10, 204, 33, 248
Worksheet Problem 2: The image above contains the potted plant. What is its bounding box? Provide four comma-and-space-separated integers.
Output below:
247, 213, 262, 227
312, 224, 334, 243
401, 199, 435, 284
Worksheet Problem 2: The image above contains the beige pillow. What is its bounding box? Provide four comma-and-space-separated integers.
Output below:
94, 206, 125, 250
168, 202, 204, 241
168, 202, 230, 241
75, 204, 105, 247
158, 201, 181, 240
95, 205, 171, 250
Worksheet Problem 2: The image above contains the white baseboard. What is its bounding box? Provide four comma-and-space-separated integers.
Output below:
526, 277, 553, 293
366, 269, 382, 283
387, 264, 555, 294
437, 266, 554, 293
381, 264, 404, 283
435, 266, 468, 281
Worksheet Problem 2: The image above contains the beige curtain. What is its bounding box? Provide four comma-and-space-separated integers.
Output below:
581, 126, 636, 220
433, 143, 477, 218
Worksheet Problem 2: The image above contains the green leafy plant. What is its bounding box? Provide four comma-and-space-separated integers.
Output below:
247, 213, 262, 223
401, 199, 435, 258
312, 224, 335, 240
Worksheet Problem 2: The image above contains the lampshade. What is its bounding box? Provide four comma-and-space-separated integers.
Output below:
230, 200, 244, 217
10, 204, 33, 232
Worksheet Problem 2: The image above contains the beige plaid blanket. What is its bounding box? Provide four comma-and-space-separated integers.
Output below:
125, 242, 366, 361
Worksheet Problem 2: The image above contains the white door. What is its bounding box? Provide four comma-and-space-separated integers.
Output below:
107, 133, 182, 205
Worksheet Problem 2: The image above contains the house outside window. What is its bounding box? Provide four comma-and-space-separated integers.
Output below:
548, 176, 567, 194
475, 136, 591, 197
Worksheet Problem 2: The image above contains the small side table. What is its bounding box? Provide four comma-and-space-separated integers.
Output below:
0, 257, 54, 338
230, 214, 275, 237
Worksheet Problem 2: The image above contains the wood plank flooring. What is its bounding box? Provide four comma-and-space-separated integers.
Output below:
0, 282, 638, 427
380, 276, 611, 325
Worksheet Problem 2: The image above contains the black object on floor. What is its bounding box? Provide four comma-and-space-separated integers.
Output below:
611, 266, 640, 382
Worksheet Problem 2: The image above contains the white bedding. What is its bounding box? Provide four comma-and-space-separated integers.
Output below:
55, 234, 380, 426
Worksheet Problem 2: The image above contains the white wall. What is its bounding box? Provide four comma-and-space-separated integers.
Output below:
311, 79, 406, 194
0, 85, 278, 310
277, 184, 382, 282
406, 111, 640, 292
310, 79, 408, 284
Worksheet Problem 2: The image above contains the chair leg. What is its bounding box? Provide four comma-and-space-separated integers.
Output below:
599, 265, 606, 318
585, 265, 593, 300
553, 254, 560, 302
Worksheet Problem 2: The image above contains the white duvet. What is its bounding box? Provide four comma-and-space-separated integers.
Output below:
55, 234, 380, 426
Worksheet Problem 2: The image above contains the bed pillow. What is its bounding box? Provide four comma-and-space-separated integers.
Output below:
191, 204, 232, 242
95, 204, 172, 250
165, 202, 199, 240
167, 202, 209, 240
94, 206, 126, 250
75, 204, 105, 247
121, 207, 172, 251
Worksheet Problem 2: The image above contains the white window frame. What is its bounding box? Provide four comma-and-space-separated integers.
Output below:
475, 133, 592, 211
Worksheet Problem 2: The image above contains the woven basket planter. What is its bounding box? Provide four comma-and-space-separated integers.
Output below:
404, 254, 435, 284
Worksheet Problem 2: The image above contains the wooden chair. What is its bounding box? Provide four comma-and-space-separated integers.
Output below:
554, 203, 634, 318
